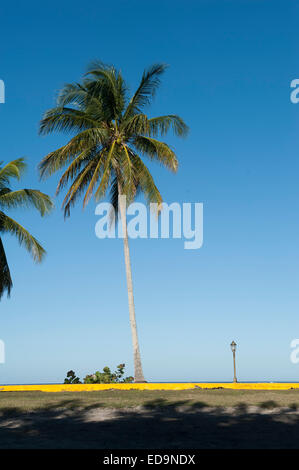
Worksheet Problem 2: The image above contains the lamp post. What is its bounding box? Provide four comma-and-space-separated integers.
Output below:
230, 341, 237, 383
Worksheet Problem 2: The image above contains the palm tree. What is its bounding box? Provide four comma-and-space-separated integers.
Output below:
0, 158, 53, 299
38, 61, 188, 382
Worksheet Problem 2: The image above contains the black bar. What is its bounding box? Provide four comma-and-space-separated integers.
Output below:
0, 449, 298, 466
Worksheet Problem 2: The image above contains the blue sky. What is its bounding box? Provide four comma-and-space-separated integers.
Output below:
0, 0, 299, 384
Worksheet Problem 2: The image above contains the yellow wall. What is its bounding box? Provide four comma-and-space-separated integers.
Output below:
1, 383, 299, 392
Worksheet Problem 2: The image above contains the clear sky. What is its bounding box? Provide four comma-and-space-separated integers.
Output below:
0, 0, 299, 384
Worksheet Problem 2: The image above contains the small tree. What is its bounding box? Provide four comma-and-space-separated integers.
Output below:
64, 370, 82, 384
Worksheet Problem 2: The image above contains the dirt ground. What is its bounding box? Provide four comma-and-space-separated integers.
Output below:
1, 389, 299, 448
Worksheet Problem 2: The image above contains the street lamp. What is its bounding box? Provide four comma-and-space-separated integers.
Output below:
230, 341, 237, 383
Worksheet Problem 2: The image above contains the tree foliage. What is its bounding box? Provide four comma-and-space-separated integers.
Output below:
63, 364, 134, 384
0, 158, 53, 299
38, 61, 189, 217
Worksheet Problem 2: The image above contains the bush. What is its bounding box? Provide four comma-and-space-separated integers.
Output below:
83, 364, 134, 384
63, 364, 134, 385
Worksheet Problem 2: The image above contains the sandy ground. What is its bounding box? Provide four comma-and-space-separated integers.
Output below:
1, 404, 299, 448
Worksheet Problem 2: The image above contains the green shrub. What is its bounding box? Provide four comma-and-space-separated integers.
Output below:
63, 364, 134, 385
83, 364, 134, 384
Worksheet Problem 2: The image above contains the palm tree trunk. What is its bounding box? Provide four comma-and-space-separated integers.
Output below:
118, 183, 146, 383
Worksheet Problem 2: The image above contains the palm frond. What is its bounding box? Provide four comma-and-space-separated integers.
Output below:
39, 128, 109, 179
148, 115, 189, 137
57, 82, 100, 109
0, 189, 53, 216
85, 61, 126, 119
124, 63, 168, 118
0, 213, 46, 262
121, 114, 149, 137
62, 161, 98, 217
93, 141, 116, 201
56, 146, 99, 194
0, 158, 27, 187
82, 150, 106, 206
127, 149, 163, 206
133, 136, 178, 172
39, 107, 99, 135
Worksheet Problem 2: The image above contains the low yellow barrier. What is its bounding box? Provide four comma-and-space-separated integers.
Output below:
1, 383, 299, 392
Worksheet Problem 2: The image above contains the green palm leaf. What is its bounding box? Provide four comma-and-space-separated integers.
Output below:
62, 160, 98, 217
39, 128, 108, 179
0, 159, 53, 299
148, 115, 189, 137
0, 189, 53, 216
39, 107, 99, 135
0, 158, 26, 186
124, 64, 168, 118
0, 213, 46, 262
133, 136, 178, 172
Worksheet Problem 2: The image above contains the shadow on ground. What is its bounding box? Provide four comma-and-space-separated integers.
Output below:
0, 399, 299, 448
